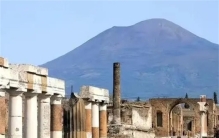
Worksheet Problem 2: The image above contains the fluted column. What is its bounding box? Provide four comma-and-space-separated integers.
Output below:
85, 101, 92, 138
0, 90, 6, 138
24, 92, 38, 138
92, 102, 99, 138
51, 95, 63, 138
100, 103, 107, 138
8, 90, 24, 138
38, 94, 51, 138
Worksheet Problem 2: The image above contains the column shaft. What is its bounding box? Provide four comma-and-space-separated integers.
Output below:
0, 90, 6, 138
100, 104, 107, 138
38, 94, 51, 138
113, 62, 121, 124
24, 93, 38, 138
92, 103, 99, 138
85, 101, 92, 138
51, 95, 63, 138
8, 91, 23, 138
201, 112, 207, 137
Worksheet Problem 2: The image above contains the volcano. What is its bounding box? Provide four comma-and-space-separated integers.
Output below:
41, 18, 219, 99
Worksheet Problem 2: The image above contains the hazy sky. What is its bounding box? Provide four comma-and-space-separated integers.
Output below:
0, 0, 218, 65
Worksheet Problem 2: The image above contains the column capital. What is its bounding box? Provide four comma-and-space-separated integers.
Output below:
7, 87, 27, 96
99, 103, 107, 111
24, 92, 38, 97
0, 89, 6, 97
51, 94, 62, 105
38, 93, 52, 103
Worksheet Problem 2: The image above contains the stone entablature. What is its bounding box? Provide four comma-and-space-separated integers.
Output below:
80, 85, 109, 103
0, 56, 65, 138
80, 85, 110, 138
0, 57, 65, 96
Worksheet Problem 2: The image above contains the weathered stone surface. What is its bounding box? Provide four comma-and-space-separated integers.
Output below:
80, 85, 109, 103
9, 64, 48, 76
0, 97, 6, 135
51, 105, 63, 131
149, 98, 215, 137
0, 57, 9, 68
113, 62, 121, 124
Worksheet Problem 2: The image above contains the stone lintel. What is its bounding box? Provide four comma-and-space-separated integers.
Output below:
80, 85, 109, 103
9, 64, 48, 76
0, 57, 65, 97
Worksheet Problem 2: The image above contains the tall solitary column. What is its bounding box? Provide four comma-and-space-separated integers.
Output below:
113, 62, 121, 124
51, 95, 63, 138
100, 103, 107, 138
92, 102, 99, 138
0, 90, 6, 138
38, 94, 51, 138
24, 92, 38, 138
85, 101, 92, 138
8, 90, 24, 138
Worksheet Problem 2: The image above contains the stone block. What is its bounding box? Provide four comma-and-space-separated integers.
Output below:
9, 64, 48, 76
0, 67, 10, 88
46, 77, 65, 96
80, 85, 109, 103
0, 57, 9, 68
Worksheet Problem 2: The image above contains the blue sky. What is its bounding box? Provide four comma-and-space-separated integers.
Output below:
0, 0, 218, 65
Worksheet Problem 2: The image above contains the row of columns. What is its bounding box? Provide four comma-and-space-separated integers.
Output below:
0, 89, 63, 138
85, 101, 107, 138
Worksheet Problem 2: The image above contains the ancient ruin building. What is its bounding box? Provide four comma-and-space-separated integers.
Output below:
108, 101, 155, 138
0, 57, 65, 138
107, 96, 219, 138
1, 57, 219, 138
107, 62, 219, 138
150, 96, 217, 137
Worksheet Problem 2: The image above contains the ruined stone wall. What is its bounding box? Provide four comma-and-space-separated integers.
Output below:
131, 106, 152, 130
207, 99, 215, 136
108, 102, 153, 129
108, 101, 155, 138
171, 106, 182, 136
216, 105, 219, 126
149, 98, 215, 137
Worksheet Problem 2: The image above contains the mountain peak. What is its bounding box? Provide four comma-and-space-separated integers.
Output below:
42, 18, 218, 98
134, 18, 174, 25
130, 18, 197, 42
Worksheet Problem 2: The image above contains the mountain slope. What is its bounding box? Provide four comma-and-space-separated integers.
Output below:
42, 18, 219, 99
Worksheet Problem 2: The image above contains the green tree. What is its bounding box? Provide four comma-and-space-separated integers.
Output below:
184, 93, 189, 108
136, 97, 140, 102
214, 92, 218, 104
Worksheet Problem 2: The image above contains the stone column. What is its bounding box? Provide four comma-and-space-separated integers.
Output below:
113, 62, 121, 124
51, 95, 63, 138
100, 103, 107, 138
200, 95, 208, 137
38, 94, 51, 138
0, 90, 6, 138
92, 102, 99, 138
8, 90, 24, 138
85, 101, 92, 138
201, 111, 207, 137
24, 92, 38, 138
